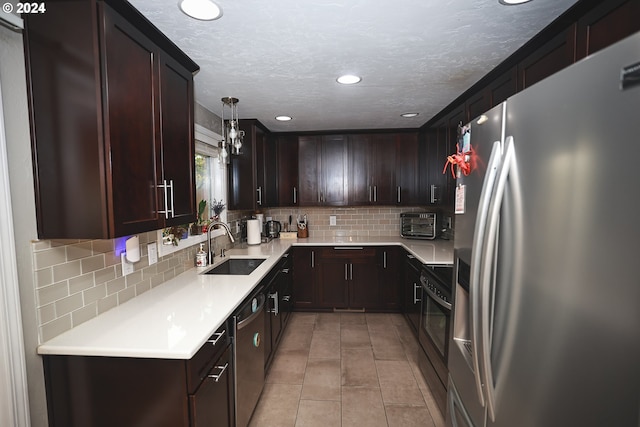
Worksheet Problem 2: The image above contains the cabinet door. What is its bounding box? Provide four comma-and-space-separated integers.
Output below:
298, 136, 321, 206
228, 121, 256, 210
518, 25, 576, 90
403, 255, 422, 337
160, 55, 196, 227
576, 0, 640, 60
348, 256, 380, 310
394, 132, 419, 205
421, 119, 449, 207
292, 247, 316, 309
277, 135, 299, 206
321, 135, 348, 205
101, 4, 164, 236
487, 66, 518, 108
189, 346, 233, 427
348, 134, 373, 205
371, 134, 396, 205
317, 257, 349, 309
378, 247, 401, 311
255, 126, 278, 207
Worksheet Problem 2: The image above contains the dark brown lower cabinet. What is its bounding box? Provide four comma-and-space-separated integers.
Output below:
292, 247, 316, 310
292, 246, 403, 312
378, 247, 402, 311
43, 324, 233, 427
189, 346, 233, 427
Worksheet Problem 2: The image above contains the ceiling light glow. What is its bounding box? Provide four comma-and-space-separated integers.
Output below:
179, 0, 223, 21
498, 0, 532, 5
337, 75, 362, 85
401, 112, 419, 118
275, 115, 292, 121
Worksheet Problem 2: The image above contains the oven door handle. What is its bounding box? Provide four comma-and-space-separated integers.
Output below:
422, 284, 452, 311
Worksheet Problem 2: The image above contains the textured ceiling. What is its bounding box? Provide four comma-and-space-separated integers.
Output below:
129, 0, 578, 132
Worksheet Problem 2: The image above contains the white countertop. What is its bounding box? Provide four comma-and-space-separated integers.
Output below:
37, 237, 453, 359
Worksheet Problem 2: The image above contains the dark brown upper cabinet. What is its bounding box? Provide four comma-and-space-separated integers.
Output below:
228, 119, 273, 210
348, 134, 397, 205
518, 25, 576, 91
394, 132, 420, 205
575, 0, 640, 60
298, 135, 348, 206
276, 135, 299, 206
24, 0, 198, 239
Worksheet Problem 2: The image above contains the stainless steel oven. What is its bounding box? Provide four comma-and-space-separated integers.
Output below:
418, 265, 452, 415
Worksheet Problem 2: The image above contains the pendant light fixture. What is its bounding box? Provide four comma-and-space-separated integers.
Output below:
219, 97, 244, 163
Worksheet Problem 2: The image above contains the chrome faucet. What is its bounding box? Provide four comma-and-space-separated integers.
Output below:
207, 221, 235, 265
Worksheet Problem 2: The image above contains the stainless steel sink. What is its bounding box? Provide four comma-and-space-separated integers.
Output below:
202, 258, 265, 275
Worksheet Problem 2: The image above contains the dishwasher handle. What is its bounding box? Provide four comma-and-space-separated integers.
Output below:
237, 294, 266, 330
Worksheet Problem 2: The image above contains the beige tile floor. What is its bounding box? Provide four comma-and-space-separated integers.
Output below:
249, 312, 446, 427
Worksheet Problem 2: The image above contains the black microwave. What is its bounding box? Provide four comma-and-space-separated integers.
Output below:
400, 212, 438, 239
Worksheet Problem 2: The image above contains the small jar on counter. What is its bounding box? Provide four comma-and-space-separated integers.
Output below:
195, 243, 208, 267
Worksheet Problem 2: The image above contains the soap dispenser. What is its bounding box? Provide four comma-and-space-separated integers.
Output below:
196, 243, 208, 267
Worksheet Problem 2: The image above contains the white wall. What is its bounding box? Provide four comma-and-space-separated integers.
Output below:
0, 25, 48, 427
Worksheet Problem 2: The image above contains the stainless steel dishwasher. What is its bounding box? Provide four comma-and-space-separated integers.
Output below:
233, 290, 266, 427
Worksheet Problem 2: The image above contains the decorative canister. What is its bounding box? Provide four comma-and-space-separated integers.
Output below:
196, 243, 208, 267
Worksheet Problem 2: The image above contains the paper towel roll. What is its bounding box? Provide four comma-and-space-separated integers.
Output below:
247, 219, 261, 245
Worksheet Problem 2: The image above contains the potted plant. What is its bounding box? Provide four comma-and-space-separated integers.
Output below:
211, 199, 226, 224
163, 225, 189, 246
191, 199, 207, 235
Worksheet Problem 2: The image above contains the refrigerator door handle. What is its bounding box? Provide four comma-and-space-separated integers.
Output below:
469, 139, 503, 407
480, 135, 523, 422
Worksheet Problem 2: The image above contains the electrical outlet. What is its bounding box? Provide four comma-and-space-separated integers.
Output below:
329, 215, 337, 226
148, 242, 158, 265
121, 253, 134, 276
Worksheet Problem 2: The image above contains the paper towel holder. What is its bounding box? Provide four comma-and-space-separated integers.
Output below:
125, 235, 140, 263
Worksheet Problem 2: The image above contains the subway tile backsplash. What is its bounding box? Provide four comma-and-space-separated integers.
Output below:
262, 206, 425, 238
32, 206, 431, 342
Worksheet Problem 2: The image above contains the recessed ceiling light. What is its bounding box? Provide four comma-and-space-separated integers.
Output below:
336, 75, 362, 85
498, 0, 532, 5
401, 112, 419, 118
179, 0, 223, 21
275, 115, 292, 121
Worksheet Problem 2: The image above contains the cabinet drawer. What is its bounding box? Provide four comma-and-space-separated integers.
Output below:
319, 247, 376, 258
186, 322, 230, 394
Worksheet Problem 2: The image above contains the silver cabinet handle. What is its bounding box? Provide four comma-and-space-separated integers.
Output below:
374, 185, 377, 202
344, 264, 348, 281
407, 254, 416, 260
383, 251, 387, 269
369, 186, 372, 202
397, 186, 401, 204
350, 263, 353, 280
158, 180, 175, 218
257, 187, 262, 205
268, 291, 279, 315
207, 329, 226, 346
413, 283, 421, 304
169, 180, 175, 218
281, 268, 290, 274
282, 295, 291, 302
208, 362, 228, 382
311, 250, 315, 268
430, 184, 438, 204
293, 186, 297, 204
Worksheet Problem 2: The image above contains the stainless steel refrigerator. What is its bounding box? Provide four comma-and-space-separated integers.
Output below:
447, 31, 640, 427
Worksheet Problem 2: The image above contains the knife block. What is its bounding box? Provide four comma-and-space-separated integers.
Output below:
297, 226, 308, 238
